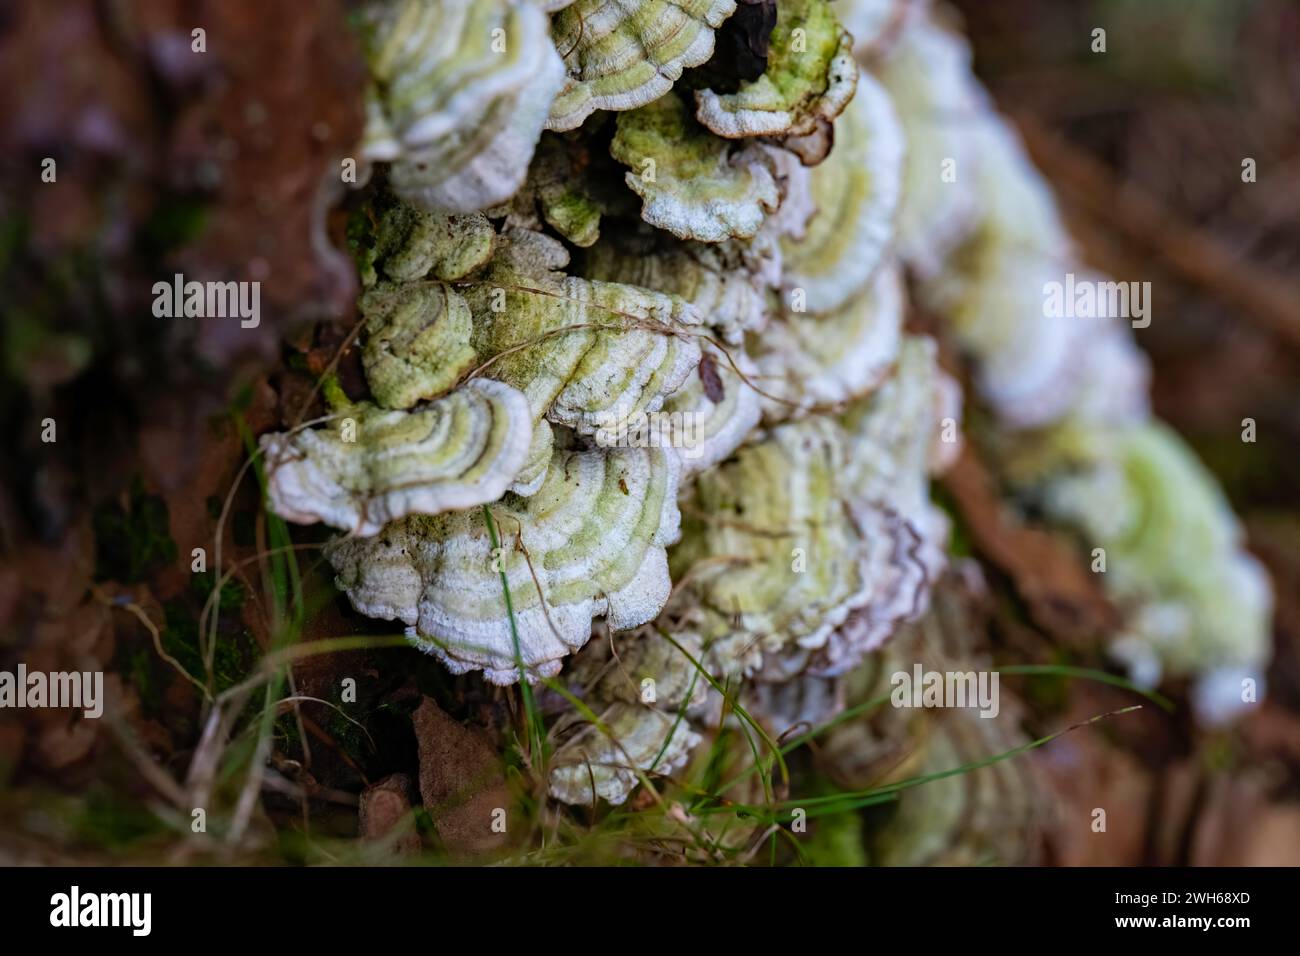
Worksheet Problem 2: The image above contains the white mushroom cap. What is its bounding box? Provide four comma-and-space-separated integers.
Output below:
261, 378, 533, 537
362, 0, 565, 212
546, 0, 739, 132
327, 445, 683, 684
780, 69, 904, 313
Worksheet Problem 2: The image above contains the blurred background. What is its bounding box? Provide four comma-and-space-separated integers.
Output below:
948, 0, 1300, 865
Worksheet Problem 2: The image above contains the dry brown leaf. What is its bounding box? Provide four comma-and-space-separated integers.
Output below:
942, 444, 1119, 645
359, 773, 422, 856
413, 697, 511, 859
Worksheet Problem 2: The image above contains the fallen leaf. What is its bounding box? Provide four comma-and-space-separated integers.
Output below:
412, 696, 511, 859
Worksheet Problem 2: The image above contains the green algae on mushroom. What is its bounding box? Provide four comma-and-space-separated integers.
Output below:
367, 203, 496, 284
695, 0, 857, 139
359, 281, 477, 410
260, 378, 533, 537
531, 137, 607, 247
780, 69, 903, 312
611, 92, 781, 242
326, 444, 683, 684
360, 0, 565, 212
670, 338, 958, 682
460, 230, 703, 436
547, 0, 739, 132
670, 418, 882, 677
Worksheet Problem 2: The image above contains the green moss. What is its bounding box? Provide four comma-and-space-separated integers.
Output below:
802, 808, 868, 867
320, 372, 351, 412
140, 199, 209, 256
190, 570, 247, 613
232, 509, 257, 548
541, 190, 602, 248
0, 215, 28, 275
325, 702, 369, 763
125, 646, 161, 715
274, 711, 302, 750
159, 600, 256, 695
346, 204, 380, 287
92, 476, 178, 583
76, 787, 169, 850
3, 312, 92, 381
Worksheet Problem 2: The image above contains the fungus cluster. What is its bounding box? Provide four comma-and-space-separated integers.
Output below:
259, 0, 1271, 805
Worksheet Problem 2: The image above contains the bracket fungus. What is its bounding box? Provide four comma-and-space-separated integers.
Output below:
872, 17, 984, 278
460, 230, 704, 436
880, 6, 1273, 727
660, 342, 764, 474
549, 703, 702, 805
820, 595, 1046, 866
838, 0, 928, 58
326, 444, 683, 684
695, 0, 857, 140
671, 417, 867, 677
359, 281, 477, 410
582, 228, 773, 343
611, 92, 781, 242
260, 378, 533, 537
360, 0, 565, 212
1003, 421, 1272, 722
670, 398, 945, 685
547, 0, 739, 132
252, 0, 1274, 826
755, 261, 904, 418
810, 337, 956, 673
365, 203, 496, 285
548, 631, 706, 805
779, 70, 904, 313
